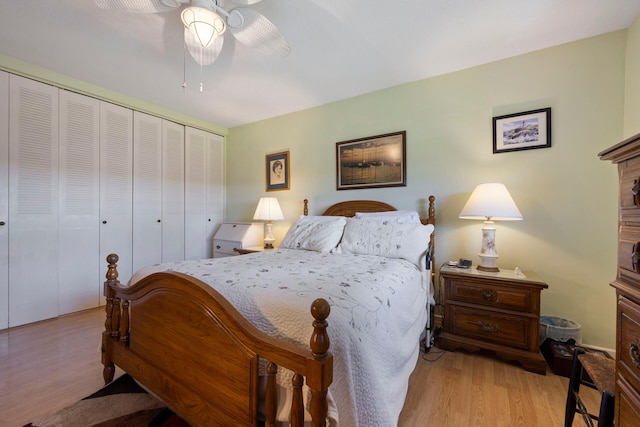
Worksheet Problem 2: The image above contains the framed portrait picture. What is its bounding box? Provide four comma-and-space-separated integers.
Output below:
336, 131, 406, 190
493, 107, 551, 153
266, 151, 289, 191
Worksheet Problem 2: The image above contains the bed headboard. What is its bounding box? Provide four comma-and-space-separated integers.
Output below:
303, 196, 436, 226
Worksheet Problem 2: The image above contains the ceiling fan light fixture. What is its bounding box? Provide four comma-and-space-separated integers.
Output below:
181, 6, 226, 47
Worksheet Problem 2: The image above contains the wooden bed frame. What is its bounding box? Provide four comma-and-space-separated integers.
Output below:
101, 197, 436, 427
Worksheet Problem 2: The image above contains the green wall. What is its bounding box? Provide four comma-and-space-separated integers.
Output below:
625, 15, 640, 137
227, 30, 630, 349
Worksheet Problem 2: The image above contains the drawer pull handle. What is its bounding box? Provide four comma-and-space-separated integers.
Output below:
630, 339, 640, 369
482, 290, 495, 300
476, 322, 499, 333
633, 243, 640, 274
634, 179, 640, 207
216, 245, 221, 250
633, 179, 640, 196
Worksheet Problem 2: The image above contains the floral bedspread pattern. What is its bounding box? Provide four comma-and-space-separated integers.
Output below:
129, 248, 429, 427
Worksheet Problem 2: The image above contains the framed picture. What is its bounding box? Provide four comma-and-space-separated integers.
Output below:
266, 151, 289, 191
493, 107, 551, 154
336, 131, 406, 190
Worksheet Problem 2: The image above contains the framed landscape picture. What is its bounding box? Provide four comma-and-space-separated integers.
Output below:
266, 151, 289, 191
493, 108, 551, 153
336, 131, 406, 190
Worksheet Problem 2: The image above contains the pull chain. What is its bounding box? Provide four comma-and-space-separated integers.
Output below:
182, 38, 188, 91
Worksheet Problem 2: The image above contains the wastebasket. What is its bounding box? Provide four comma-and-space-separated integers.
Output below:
539, 316, 581, 344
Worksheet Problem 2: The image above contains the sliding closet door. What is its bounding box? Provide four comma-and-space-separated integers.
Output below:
162, 120, 185, 262
0, 71, 8, 329
8, 75, 59, 327
99, 102, 133, 292
132, 112, 162, 273
58, 90, 100, 314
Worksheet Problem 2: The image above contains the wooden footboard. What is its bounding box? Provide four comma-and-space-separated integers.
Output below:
101, 254, 333, 427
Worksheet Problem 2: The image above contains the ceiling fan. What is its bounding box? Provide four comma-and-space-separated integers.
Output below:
94, 0, 290, 89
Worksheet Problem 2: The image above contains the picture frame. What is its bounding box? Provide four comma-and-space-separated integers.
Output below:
265, 151, 290, 191
493, 107, 551, 154
336, 131, 406, 190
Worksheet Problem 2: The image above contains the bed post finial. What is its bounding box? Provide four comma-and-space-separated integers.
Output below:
102, 253, 120, 384
308, 298, 332, 427
304, 199, 309, 216
310, 298, 330, 357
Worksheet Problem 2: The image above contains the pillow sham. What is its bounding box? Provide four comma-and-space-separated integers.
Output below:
338, 219, 435, 269
280, 215, 347, 253
355, 210, 422, 224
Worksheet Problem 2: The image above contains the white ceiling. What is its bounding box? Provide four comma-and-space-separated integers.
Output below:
0, 0, 639, 129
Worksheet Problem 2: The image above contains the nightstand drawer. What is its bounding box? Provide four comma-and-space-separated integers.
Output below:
213, 239, 242, 257
447, 278, 533, 312
447, 304, 533, 350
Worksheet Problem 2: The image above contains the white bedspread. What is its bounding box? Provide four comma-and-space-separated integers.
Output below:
129, 248, 429, 427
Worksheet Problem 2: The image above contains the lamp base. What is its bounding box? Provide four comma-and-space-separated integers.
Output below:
264, 242, 274, 249
477, 265, 500, 272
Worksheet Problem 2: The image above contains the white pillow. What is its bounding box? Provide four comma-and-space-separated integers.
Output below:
338, 219, 435, 268
355, 210, 422, 224
280, 216, 347, 253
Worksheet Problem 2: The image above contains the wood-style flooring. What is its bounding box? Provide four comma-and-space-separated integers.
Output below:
0, 308, 598, 426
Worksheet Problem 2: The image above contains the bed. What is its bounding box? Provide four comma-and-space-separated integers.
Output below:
101, 197, 436, 427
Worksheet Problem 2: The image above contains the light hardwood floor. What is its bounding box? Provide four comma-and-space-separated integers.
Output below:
0, 308, 598, 426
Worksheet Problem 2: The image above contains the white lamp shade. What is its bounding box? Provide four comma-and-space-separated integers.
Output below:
253, 197, 284, 221
181, 6, 226, 47
459, 183, 523, 221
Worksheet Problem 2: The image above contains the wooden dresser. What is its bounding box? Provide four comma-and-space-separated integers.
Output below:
600, 131, 640, 425
438, 265, 548, 374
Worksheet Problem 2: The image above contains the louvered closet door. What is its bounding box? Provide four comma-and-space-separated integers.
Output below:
99, 102, 133, 291
58, 90, 100, 314
132, 112, 162, 273
162, 120, 185, 262
8, 75, 59, 327
184, 128, 223, 260
205, 132, 224, 258
185, 127, 219, 260
0, 71, 8, 329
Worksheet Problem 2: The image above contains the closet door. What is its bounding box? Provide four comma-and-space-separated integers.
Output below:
8, 75, 59, 327
0, 71, 8, 329
99, 102, 133, 291
132, 112, 162, 273
58, 90, 100, 314
185, 128, 224, 260
162, 120, 185, 262
205, 132, 224, 258
185, 127, 207, 260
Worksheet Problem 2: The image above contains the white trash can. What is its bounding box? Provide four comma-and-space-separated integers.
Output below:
539, 316, 582, 344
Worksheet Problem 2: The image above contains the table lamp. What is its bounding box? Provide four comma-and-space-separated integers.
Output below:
459, 183, 523, 272
253, 197, 284, 249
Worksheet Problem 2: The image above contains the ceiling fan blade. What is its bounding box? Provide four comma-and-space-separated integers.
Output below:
230, 0, 263, 4
184, 28, 224, 66
93, 0, 178, 13
227, 8, 290, 57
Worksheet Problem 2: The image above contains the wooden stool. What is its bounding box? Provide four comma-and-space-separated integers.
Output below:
564, 347, 615, 427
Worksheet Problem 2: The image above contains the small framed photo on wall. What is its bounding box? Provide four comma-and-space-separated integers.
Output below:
266, 151, 290, 191
493, 107, 551, 154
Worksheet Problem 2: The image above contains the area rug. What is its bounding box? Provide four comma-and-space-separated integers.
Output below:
24, 374, 190, 427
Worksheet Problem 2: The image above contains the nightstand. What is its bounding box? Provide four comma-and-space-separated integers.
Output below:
212, 223, 264, 258
233, 246, 276, 255
437, 265, 548, 374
